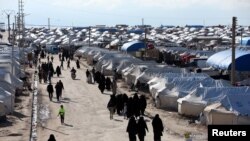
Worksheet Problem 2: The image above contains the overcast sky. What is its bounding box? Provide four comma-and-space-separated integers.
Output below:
1, 0, 250, 27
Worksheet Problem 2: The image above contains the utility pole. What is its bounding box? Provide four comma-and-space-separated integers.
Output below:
89, 26, 91, 47
2, 10, 14, 43
231, 17, 237, 85
7, 14, 10, 43
48, 18, 50, 30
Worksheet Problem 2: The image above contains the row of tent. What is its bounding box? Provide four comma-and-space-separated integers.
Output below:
0, 44, 26, 118
76, 46, 250, 125
23, 25, 250, 51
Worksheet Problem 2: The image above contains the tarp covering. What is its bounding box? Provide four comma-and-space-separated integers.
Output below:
0, 87, 13, 113
121, 40, 146, 52
204, 92, 250, 125
178, 86, 248, 117
155, 78, 229, 110
221, 92, 250, 116
206, 48, 250, 71
241, 37, 250, 46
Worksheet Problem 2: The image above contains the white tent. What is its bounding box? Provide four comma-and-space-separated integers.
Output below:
203, 93, 250, 125
155, 78, 228, 110
178, 86, 248, 117
0, 71, 23, 88
135, 66, 188, 85
149, 73, 209, 99
0, 87, 14, 114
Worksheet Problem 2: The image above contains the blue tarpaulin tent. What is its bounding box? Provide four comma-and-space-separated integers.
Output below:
121, 40, 145, 52
127, 29, 144, 34
207, 48, 250, 71
241, 37, 250, 46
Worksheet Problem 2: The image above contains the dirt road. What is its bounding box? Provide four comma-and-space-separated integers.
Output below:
36, 53, 190, 141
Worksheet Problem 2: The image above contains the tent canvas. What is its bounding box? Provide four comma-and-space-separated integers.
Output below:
203, 93, 250, 125
177, 86, 250, 117
0, 87, 13, 113
121, 40, 146, 52
155, 78, 228, 110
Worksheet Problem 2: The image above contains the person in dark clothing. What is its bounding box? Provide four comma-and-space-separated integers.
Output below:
55, 82, 61, 102
112, 79, 117, 95
152, 114, 164, 141
38, 69, 43, 83
133, 93, 140, 119
137, 116, 148, 141
116, 94, 123, 115
43, 71, 48, 83
58, 80, 64, 98
55, 81, 64, 102
94, 71, 101, 84
139, 95, 147, 116
123, 93, 129, 104
126, 116, 137, 141
56, 66, 61, 77
48, 70, 53, 83
98, 74, 106, 93
60, 60, 64, 69
105, 77, 111, 91
76, 59, 80, 69
86, 69, 90, 82
107, 95, 117, 120
47, 83, 54, 101
51, 56, 54, 62
47, 55, 50, 62
127, 97, 134, 119
48, 134, 56, 141
67, 59, 70, 69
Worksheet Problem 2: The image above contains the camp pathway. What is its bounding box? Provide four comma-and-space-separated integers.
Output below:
36, 53, 183, 141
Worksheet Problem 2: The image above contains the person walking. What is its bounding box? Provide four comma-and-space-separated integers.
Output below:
58, 80, 64, 99
51, 56, 54, 62
47, 83, 54, 101
111, 79, 117, 95
86, 69, 90, 83
139, 95, 147, 116
55, 82, 62, 102
60, 60, 64, 69
137, 116, 148, 141
107, 95, 116, 120
152, 114, 164, 141
56, 66, 61, 77
47, 55, 50, 62
76, 59, 80, 69
126, 116, 137, 141
57, 105, 65, 125
67, 59, 70, 69
48, 134, 56, 141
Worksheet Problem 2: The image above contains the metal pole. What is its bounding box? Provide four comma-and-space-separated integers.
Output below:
12, 23, 15, 75
241, 29, 243, 46
48, 17, 50, 30
89, 26, 91, 47
231, 17, 236, 85
7, 14, 11, 43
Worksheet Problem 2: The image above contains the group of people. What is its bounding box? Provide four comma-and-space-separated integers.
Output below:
85, 68, 117, 95
106, 92, 163, 141
127, 114, 164, 141
107, 93, 147, 120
